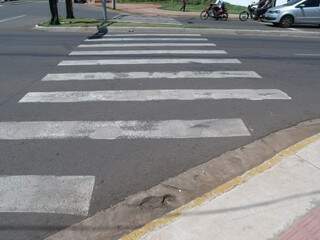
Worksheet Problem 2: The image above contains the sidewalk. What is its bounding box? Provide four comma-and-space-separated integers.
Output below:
121, 133, 320, 240
99, 2, 239, 18
115, 3, 199, 17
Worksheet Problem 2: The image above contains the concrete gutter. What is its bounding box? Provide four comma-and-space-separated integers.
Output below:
45, 119, 320, 240
34, 24, 320, 38
34, 24, 98, 33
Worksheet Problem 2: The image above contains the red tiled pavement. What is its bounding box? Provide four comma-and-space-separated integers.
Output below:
280, 208, 320, 240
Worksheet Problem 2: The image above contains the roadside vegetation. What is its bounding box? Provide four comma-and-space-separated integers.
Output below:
117, 0, 246, 13
39, 17, 101, 27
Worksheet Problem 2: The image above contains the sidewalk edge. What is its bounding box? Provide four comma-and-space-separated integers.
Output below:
121, 133, 320, 240
33, 24, 97, 33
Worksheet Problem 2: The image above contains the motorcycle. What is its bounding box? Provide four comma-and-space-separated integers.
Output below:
239, 0, 273, 21
200, 3, 228, 21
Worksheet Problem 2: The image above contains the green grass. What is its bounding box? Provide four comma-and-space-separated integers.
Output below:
39, 18, 101, 27
160, 1, 246, 13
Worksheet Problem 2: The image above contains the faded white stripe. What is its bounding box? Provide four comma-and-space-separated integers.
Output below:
69, 50, 227, 56
19, 89, 291, 103
0, 15, 26, 23
0, 119, 251, 139
78, 43, 216, 48
42, 71, 262, 81
102, 34, 202, 37
0, 175, 95, 216
85, 38, 208, 42
58, 59, 241, 66
295, 53, 320, 57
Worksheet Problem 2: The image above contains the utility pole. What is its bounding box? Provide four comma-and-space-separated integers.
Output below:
112, 0, 116, 10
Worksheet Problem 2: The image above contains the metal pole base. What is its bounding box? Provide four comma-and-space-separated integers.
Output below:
97, 24, 108, 34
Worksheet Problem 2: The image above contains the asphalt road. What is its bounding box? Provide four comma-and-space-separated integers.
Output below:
1, 1, 320, 240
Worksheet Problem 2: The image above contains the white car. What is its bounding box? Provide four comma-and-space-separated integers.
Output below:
264, 0, 320, 27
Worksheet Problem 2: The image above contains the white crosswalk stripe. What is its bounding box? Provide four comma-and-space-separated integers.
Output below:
0, 175, 95, 216
101, 34, 202, 37
85, 37, 208, 42
0, 119, 251, 140
42, 71, 262, 81
0, 15, 26, 23
78, 43, 217, 48
69, 50, 227, 56
19, 89, 291, 103
58, 58, 241, 66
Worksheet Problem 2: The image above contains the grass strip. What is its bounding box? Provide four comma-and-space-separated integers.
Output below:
39, 17, 102, 27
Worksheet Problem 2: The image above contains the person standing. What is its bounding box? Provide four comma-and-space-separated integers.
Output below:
180, 0, 187, 12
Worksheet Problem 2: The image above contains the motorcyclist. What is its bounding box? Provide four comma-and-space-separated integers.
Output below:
216, 0, 224, 7
214, 0, 226, 15
254, 0, 272, 19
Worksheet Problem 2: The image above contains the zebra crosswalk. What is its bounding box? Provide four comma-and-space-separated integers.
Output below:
1, 33, 292, 219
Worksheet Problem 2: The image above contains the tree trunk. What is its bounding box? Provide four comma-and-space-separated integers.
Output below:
65, 0, 75, 19
49, 0, 60, 25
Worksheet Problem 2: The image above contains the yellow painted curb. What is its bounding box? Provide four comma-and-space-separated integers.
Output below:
120, 133, 320, 240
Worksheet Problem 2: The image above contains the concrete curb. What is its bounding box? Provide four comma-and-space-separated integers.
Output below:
33, 24, 320, 38
45, 119, 320, 240
34, 24, 98, 33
